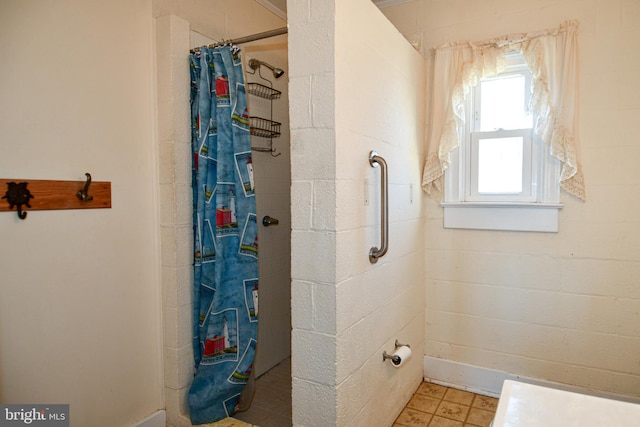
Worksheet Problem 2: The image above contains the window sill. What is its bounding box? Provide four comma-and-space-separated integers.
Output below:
441, 202, 562, 232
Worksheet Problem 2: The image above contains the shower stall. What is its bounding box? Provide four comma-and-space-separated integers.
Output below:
189, 27, 292, 379
156, 11, 292, 426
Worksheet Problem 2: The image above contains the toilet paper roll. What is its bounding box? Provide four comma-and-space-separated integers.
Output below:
391, 345, 412, 368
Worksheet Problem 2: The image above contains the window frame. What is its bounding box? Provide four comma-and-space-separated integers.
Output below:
467, 128, 535, 202
442, 51, 562, 233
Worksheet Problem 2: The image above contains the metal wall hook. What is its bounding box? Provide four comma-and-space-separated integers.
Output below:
2, 181, 34, 220
16, 206, 27, 219
76, 173, 94, 202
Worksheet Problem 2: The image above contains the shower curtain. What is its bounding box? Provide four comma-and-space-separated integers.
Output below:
189, 45, 259, 424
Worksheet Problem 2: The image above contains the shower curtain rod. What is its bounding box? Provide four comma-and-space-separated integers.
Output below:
190, 27, 288, 53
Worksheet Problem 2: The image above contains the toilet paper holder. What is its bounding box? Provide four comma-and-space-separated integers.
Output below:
382, 340, 410, 363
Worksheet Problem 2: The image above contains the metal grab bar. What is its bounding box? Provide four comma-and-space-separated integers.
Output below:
369, 151, 388, 263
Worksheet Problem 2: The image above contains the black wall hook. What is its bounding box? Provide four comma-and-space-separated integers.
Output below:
76, 173, 94, 202
2, 182, 34, 220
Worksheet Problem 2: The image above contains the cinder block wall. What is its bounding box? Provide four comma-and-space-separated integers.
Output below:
289, 0, 427, 425
383, 0, 640, 399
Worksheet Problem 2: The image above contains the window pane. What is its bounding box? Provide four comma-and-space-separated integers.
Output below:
478, 137, 523, 193
479, 75, 532, 131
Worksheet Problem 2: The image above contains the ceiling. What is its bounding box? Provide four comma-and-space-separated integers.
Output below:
258, 0, 415, 19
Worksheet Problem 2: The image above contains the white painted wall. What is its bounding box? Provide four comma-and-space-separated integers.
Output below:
289, 0, 427, 425
153, 2, 288, 425
382, 0, 640, 399
0, 1, 163, 426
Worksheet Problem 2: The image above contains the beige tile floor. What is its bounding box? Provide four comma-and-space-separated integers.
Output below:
394, 383, 499, 427
212, 358, 498, 427
232, 357, 292, 427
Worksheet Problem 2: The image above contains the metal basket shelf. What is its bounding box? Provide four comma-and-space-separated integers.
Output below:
247, 82, 281, 100
250, 116, 281, 138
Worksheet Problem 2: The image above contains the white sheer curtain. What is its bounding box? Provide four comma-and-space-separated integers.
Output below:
422, 21, 585, 201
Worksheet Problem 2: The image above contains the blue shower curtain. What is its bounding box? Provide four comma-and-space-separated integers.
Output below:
189, 45, 259, 425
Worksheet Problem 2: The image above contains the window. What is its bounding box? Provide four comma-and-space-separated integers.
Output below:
468, 55, 534, 202
442, 52, 562, 232
422, 22, 584, 233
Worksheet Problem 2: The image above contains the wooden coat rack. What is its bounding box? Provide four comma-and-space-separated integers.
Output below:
0, 173, 111, 220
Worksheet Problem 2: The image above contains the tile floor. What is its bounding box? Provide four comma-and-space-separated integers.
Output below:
212, 358, 498, 427
394, 383, 498, 427
232, 357, 292, 427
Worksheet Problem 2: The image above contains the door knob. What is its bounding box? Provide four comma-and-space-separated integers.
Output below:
262, 215, 279, 226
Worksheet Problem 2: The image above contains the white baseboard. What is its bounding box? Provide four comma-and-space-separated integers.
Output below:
131, 410, 166, 427
423, 356, 640, 404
